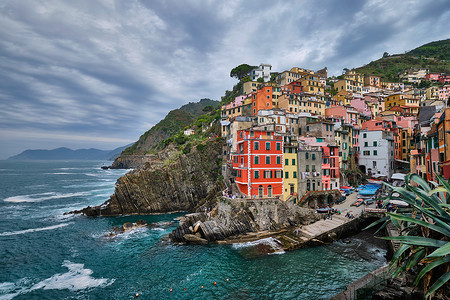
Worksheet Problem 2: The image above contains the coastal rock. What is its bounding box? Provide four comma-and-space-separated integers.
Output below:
183, 234, 208, 245
105, 220, 148, 237
74, 139, 224, 216
169, 199, 321, 244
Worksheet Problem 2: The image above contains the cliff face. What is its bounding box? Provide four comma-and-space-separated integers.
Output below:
79, 138, 224, 216
111, 99, 219, 169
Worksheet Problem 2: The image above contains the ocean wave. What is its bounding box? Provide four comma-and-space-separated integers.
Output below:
3, 192, 90, 203
0, 261, 114, 299
44, 172, 75, 175
0, 223, 71, 237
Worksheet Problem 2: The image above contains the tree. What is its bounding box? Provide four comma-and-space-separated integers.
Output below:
383, 52, 390, 58
342, 68, 349, 74
202, 105, 213, 112
370, 174, 450, 298
230, 64, 257, 80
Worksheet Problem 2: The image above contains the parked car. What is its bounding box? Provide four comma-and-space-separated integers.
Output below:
351, 199, 364, 207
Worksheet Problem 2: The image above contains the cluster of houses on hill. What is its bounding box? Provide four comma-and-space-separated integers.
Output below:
219, 64, 450, 202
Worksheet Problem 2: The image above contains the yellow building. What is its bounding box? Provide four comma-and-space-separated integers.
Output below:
334, 125, 352, 170
344, 70, 364, 84
299, 75, 324, 95
283, 139, 298, 200
278, 94, 325, 115
242, 81, 260, 95
334, 79, 363, 93
333, 91, 352, 106
364, 75, 381, 88
426, 86, 439, 100
385, 93, 420, 110
290, 67, 315, 77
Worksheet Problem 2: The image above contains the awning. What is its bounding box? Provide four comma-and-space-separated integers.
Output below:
391, 173, 406, 181
395, 159, 410, 164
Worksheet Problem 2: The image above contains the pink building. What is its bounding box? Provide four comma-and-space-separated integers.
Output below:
439, 85, 450, 101
426, 73, 440, 81
223, 95, 246, 110
325, 106, 360, 126
350, 97, 372, 118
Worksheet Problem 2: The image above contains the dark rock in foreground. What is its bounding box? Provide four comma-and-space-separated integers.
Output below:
70, 139, 224, 216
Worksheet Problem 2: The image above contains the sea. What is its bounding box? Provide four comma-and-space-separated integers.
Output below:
0, 160, 387, 299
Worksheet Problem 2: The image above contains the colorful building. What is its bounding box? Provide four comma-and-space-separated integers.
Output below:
233, 129, 283, 198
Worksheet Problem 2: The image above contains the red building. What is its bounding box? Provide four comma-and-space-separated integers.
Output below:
233, 129, 283, 198
438, 74, 450, 84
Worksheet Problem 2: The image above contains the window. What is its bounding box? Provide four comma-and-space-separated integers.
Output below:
276, 156, 281, 164
312, 165, 316, 172
312, 154, 316, 160
285, 172, 289, 179
363, 133, 367, 138
293, 171, 297, 178
265, 156, 271, 164
264, 170, 272, 178
373, 141, 377, 147
305, 152, 309, 159
306, 126, 310, 132
374, 150, 378, 156
306, 165, 310, 172
292, 159, 296, 165
276, 142, 281, 151
285, 159, 289, 165
364, 142, 368, 147
275, 170, 282, 178
265, 142, 270, 150
254, 156, 259, 164
363, 150, 370, 155
373, 161, 377, 168
254, 142, 259, 150
254, 170, 259, 179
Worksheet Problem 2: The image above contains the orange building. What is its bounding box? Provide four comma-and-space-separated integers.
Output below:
251, 85, 274, 115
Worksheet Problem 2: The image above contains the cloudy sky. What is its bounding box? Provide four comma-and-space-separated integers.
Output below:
0, 0, 449, 159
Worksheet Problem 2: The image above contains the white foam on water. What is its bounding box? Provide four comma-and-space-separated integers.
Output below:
31, 261, 114, 291
4, 192, 90, 203
0, 261, 114, 299
151, 228, 165, 231
44, 172, 74, 175
0, 223, 71, 236
232, 237, 285, 254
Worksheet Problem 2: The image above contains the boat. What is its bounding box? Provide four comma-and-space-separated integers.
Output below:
316, 208, 331, 213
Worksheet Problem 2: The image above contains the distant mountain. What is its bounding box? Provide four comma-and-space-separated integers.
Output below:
354, 38, 450, 82
8, 144, 131, 161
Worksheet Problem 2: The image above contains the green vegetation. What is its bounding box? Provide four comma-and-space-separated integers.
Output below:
370, 174, 450, 298
121, 98, 219, 155
407, 39, 450, 61
230, 64, 257, 80
354, 39, 450, 82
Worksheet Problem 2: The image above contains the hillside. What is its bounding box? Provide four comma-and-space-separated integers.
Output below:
8, 145, 129, 161
354, 38, 450, 82
121, 98, 219, 156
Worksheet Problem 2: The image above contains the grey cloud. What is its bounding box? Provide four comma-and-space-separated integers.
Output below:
0, 0, 449, 158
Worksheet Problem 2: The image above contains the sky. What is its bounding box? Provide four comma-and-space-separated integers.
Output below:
0, 0, 449, 159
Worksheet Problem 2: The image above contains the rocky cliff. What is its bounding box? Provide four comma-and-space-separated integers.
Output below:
170, 198, 322, 244
76, 138, 224, 216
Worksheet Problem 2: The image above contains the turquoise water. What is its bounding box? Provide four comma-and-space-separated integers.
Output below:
0, 161, 386, 299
